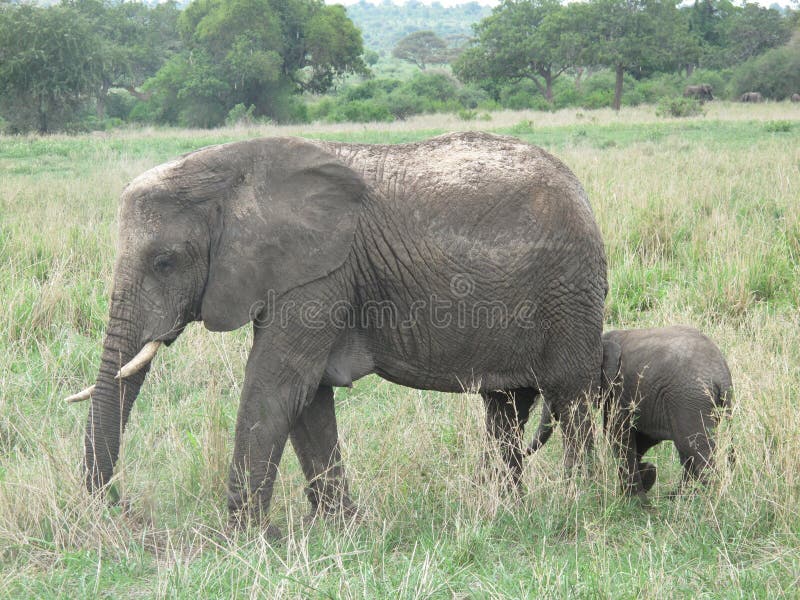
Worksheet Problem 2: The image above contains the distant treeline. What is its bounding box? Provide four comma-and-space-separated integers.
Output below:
0, 0, 797, 133
344, 0, 490, 54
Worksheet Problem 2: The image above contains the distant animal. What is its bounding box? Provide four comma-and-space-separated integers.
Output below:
684, 84, 714, 103
740, 92, 763, 103
791, 93, 800, 103
528, 326, 733, 500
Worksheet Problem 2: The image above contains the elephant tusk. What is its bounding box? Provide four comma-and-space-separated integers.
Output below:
65, 385, 95, 403
115, 341, 163, 379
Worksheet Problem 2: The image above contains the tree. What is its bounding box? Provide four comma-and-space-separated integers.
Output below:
722, 3, 791, 64
147, 0, 366, 126
564, 0, 694, 111
687, 0, 792, 69
392, 30, 449, 69
67, 0, 181, 119
0, 4, 104, 132
453, 0, 568, 103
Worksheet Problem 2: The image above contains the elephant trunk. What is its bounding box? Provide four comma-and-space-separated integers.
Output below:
83, 302, 150, 494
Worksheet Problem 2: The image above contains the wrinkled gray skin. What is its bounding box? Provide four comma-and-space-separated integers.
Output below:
740, 92, 763, 103
683, 84, 713, 102
529, 326, 732, 499
78, 132, 607, 532
791, 93, 800, 103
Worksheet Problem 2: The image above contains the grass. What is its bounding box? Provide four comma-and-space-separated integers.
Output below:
1, 101, 800, 597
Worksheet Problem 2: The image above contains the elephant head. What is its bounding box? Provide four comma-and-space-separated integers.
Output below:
68, 137, 366, 494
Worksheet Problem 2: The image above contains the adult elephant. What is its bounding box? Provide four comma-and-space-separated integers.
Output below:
791, 93, 800, 103
684, 84, 713, 102
740, 92, 763, 103
65, 132, 607, 533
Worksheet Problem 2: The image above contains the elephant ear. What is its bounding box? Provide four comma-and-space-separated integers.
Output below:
601, 336, 622, 389
200, 138, 366, 332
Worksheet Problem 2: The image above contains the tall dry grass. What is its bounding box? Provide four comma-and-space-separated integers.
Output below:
1, 104, 799, 596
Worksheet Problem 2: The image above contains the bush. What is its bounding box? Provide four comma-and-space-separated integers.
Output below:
635, 73, 683, 104
455, 84, 491, 109
225, 103, 257, 126
552, 78, 581, 109
308, 97, 336, 121
385, 90, 425, 120
764, 120, 793, 133
327, 99, 394, 123
457, 109, 478, 121
105, 91, 138, 120
581, 90, 614, 110
403, 70, 459, 103
729, 41, 800, 101
498, 80, 541, 110
342, 78, 400, 102
656, 97, 705, 118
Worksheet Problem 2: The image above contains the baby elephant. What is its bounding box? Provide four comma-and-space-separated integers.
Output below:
529, 326, 732, 498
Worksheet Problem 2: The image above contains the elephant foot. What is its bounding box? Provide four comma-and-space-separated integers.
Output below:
226, 511, 285, 544
302, 500, 367, 531
640, 461, 657, 493
303, 484, 366, 528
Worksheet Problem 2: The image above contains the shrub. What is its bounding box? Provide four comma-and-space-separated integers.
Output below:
402, 71, 458, 103
552, 78, 581, 109
385, 90, 425, 120
342, 78, 401, 102
225, 103, 257, 126
581, 90, 614, 110
327, 99, 393, 123
729, 42, 800, 101
455, 84, 491, 109
656, 97, 705, 118
764, 120, 793, 133
635, 73, 683, 104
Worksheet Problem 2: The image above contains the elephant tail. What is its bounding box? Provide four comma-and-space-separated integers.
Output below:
714, 380, 736, 468
714, 380, 733, 415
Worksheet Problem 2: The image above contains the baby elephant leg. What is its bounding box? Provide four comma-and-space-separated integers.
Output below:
639, 462, 657, 493
635, 433, 659, 493
673, 429, 715, 495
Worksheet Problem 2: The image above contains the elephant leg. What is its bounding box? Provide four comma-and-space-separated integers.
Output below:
605, 400, 647, 502
545, 377, 595, 474
481, 388, 537, 488
289, 385, 359, 520
526, 395, 555, 454
639, 461, 657, 493
635, 433, 659, 493
674, 430, 715, 491
226, 325, 332, 535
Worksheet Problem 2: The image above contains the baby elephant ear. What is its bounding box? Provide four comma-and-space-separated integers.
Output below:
200, 138, 366, 332
601, 337, 622, 387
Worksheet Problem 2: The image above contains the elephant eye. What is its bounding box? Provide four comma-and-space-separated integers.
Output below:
153, 252, 177, 274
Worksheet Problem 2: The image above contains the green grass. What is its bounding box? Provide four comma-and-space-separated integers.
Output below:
1, 102, 800, 597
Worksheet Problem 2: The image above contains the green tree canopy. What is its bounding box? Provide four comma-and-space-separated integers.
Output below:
0, 3, 104, 132
563, 0, 696, 110
392, 30, 450, 69
67, 0, 181, 118
687, 0, 792, 69
147, 0, 366, 126
453, 0, 568, 103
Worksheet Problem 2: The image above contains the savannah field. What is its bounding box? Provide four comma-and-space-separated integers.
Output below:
1, 102, 800, 598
